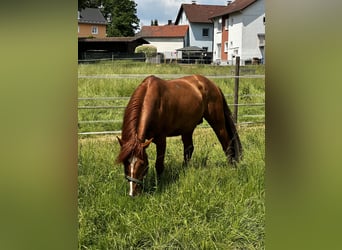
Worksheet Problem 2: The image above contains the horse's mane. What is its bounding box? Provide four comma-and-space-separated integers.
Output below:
116, 77, 150, 163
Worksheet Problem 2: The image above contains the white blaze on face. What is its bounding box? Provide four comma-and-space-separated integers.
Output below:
128, 156, 137, 196
129, 182, 134, 197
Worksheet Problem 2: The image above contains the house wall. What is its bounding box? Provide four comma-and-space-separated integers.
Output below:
221, 16, 229, 62
228, 0, 265, 64
78, 23, 107, 38
177, 11, 189, 25
227, 14, 243, 63
213, 15, 229, 64
213, 17, 222, 62
144, 37, 185, 59
176, 9, 213, 52
189, 23, 213, 52
241, 0, 265, 62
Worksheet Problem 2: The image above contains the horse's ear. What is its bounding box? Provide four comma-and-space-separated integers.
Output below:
117, 136, 123, 146
142, 138, 153, 148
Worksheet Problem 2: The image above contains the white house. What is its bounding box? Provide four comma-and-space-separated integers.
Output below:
211, 0, 265, 65
137, 25, 189, 60
174, 2, 227, 62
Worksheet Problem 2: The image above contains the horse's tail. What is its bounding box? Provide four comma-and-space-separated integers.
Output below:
220, 89, 243, 163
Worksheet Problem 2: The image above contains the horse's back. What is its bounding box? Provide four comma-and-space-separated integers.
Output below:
143, 74, 216, 90
140, 75, 211, 137
142, 74, 222, 113
176, 74, 216, 89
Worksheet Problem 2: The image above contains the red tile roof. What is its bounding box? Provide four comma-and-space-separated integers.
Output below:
209, 0, 258, 19
175, 4, 227, 24
137, 25, 189, 38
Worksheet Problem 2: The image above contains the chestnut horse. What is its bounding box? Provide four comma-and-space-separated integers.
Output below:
117, 75, 242, 196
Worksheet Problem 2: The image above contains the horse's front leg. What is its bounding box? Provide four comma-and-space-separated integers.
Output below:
155, 137, 166, 178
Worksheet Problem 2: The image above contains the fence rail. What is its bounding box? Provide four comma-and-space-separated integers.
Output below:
78, 115, 265, 125
78, 102, 264, 110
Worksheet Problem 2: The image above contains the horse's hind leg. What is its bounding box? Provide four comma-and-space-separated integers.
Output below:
182, 132, 194, 164
155, 137, 166, 177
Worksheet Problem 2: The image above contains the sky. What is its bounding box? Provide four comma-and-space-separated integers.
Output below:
135, 0, 228, 28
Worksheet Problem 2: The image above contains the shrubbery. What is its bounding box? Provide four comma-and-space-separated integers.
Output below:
135, 45, 157, 62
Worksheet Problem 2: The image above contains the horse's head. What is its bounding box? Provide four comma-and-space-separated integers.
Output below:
117, 137, 153, 197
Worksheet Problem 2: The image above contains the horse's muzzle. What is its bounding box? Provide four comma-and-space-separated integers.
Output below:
126, 175, 143, 197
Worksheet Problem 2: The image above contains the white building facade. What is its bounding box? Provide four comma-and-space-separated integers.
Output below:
228, 0, 265, 64
142, 37, 185, 60
176, 14, 213, 52
212, 0, 265, 65
137, 25, 189, 60
174, 3, 228, 62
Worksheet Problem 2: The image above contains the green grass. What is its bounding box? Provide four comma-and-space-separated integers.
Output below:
78, 60, 264, 76
78, 126, 265, 249
78, 61, 265, 249
78, 61, 265, 133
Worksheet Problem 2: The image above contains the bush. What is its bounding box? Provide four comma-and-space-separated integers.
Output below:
135, 45, 157, 62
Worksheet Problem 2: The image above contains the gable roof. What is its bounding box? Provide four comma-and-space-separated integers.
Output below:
137, 25, 189, 38
78, 8, 107, 25
210, 0, 258, 19
175, 4, 227, 24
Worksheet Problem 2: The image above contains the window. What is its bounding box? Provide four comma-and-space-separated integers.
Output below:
216, 43, 221, 59
224, 42, 228, 52
225, 18, 229, 30
217, 23, 222, 33
202, 28, 209, 37
91, 26, 98, 35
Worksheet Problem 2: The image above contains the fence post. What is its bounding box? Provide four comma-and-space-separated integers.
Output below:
233, 56, 240, 123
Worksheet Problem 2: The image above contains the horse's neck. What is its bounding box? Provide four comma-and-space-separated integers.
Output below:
136, 104, 149, 141
136, 89, 155, 141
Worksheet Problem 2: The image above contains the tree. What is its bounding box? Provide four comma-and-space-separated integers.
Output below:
78, 0, 140, 36
78, 0, 98, 10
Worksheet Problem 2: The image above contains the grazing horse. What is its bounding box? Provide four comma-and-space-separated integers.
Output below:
117, 74, 242, 196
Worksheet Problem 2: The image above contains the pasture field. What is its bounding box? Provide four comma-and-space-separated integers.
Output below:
78, 61, 265, 249
78, 126, 265, 249
78, 60, 265, 76
78, 61, 265, 134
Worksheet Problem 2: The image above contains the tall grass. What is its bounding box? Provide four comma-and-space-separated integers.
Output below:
78, 61, 265, 249
78, 60, 265, 76
78, 126, 265, 249
78, 61, 265, 133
